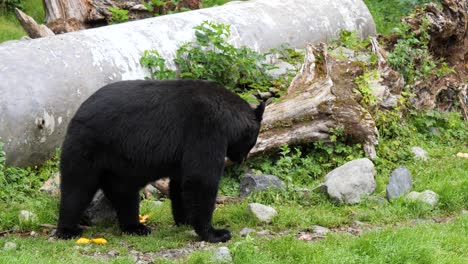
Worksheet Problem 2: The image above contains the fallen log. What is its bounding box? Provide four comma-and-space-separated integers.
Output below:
0, 0, 376, 166
16, 0, 204, 37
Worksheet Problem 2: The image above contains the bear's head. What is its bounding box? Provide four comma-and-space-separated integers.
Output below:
227, 102, 265, 164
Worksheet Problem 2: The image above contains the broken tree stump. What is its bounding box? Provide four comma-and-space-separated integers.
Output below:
14, 8, 55, 38
250, 43, 379, 159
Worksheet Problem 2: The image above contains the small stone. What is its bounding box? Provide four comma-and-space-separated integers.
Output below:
246, 203, 277, 223
411, 146, 428, 161
3, 242, 17, 251
256, 230, 271, 236
39, 172, 61, 196
428, 127, 441, 135
240, 174, 285, 197
367, 196, 388, 205
108, 250, 119, 257
257, 91, 273, 99
461, 209, 468, 215
266, 61, 296, 79
143, 184, 158, 199
239, 227, 255, 236
330, 47, 355, 60
48, 237, 56, 242
30, 231, 37, 237
185, 230, 198, 237
82, 190, 117, 225
213, 246, 232, 263
351, 221, 366, 227
407, 190, 439, 207
152, 201, 163, 206
386, 166, 413, 200
19, 210, 37, 223
322, 158, 376, 204
130, 4, 148, 11
312, 225, 330, 236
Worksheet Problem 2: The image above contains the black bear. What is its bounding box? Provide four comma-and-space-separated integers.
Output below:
56, 80, 264, 243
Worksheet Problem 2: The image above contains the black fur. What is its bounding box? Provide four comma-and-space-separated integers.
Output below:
56, 80, 264, 243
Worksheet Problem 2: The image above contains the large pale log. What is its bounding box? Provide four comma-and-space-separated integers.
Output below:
14, 8, 55, 38
0, 0, 376, 166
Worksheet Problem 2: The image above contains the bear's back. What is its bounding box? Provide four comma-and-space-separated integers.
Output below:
65, 80, 255, 165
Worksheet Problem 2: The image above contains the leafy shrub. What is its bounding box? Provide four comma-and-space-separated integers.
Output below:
249, 128, 365, 187
140, 21, 282, 100
0, 0, 23, 13
364, 0, 440, 35
140, 50, 176, 80
174, 21, 271, 93
0, 142, 59, 202
108, 6, 129, 24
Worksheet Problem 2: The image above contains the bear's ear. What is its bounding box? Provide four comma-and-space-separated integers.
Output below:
254, 101, 265, 122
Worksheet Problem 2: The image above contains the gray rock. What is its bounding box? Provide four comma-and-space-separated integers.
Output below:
239, 227, 256, 236
386, 166, 413, 200
213, 246, 232, 263
240, 174, 285, 197
19, 210, 37, 223
247, 203, 277, 223
330, 47, 355, 60
257, 91, 273, 99
323, 158, 376, 204
143, 184, 159, 199
411, 146, 428, 161
428, 127, 441, 135
407, 190, 439, 207
82, 190, 117, 225
367, 196, 388, 205
256, 229, 272, 236
39, 172, 61, 196
312, 225, 330, 236
3, 242, 17, 251
152, 201, 164, 206
130, 4, 148, 11
351, 220, 366, 227
266, 61, 296, 79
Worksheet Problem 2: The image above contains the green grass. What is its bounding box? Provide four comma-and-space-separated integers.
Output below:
363, 0, 440, 34
0, 0, 45, 42
0, 112, 466, 262
187, 216, 468, 264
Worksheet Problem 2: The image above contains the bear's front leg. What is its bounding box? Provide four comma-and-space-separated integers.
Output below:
182, 177, 231, 243
180, 158, 231, 242
170, 178, 189, 226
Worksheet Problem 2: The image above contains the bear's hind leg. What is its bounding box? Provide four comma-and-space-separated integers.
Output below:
170, 178, 189, 226
181, 147, 231, 243
56, 167, 100, 239
101, 184, 151, 236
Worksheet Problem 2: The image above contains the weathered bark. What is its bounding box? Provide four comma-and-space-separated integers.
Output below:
403, 0, 467, 119
404, 0, 466, 74
250, 43, 379, 159
14, 8, 55, 38
177, 0, 203, 10
17, 0, 204, 36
